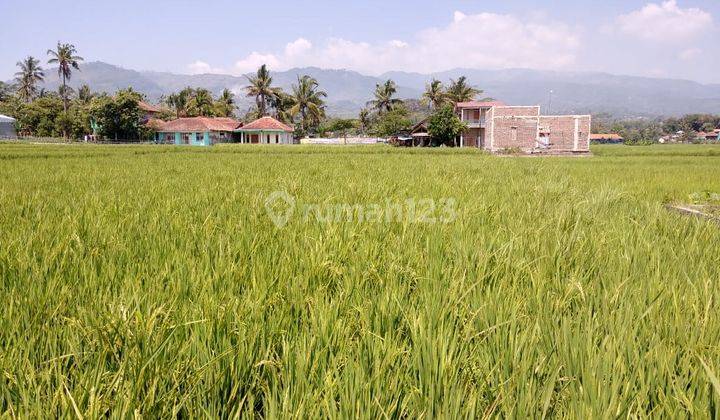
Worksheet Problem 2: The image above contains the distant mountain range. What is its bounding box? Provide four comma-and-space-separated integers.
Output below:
15, 61, 720, 118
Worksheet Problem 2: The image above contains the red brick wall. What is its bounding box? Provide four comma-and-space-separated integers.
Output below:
538, 116, 591, 151
462, 128, 481, 147
492, 117, 538, 150
493, 106, 540, 118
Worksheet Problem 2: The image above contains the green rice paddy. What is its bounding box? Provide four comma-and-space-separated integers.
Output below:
1, 143, 719, 417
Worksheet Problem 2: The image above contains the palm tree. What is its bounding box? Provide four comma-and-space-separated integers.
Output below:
245, 64, 280, 116
77, 84, 94, 104
0, 82, 12, 102
289, 75, 327, 133
272, 90, 296, 124
189, 88, 215, 116
368, 80, 402, 114
58, 85, 75, 102
214, 88, 235, 117
14, 56, 45, 102
165, 87, 194, 118
358, 108, 371, 134
47, 42, 83, 113
421, 79, 447, 110
446, 76, 482, 103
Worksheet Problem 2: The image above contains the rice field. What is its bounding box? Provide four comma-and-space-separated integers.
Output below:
1, 143, 719, 417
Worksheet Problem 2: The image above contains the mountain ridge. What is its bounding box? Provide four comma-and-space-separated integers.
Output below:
11, 61, 720, 118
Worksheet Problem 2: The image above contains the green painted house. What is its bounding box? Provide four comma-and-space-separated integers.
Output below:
156, 116, 295, 146
155, 117, 242, 145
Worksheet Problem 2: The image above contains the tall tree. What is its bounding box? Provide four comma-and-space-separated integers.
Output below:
14, 56, 45, 103
446, 76, 481, 103
245, 64, 280, 116
47, 42, 83, 113
271, 91, 296, 124
368, 80, 402, 114
165, 87, 194, 118
358, 108, 371, 135
77, 84, 94, 104
188, 88, 215, 116
421, 79, 446, 110
57, 85, 75, 102
428, 104, 467, 147
289, 75, 327, 133
0, 81, 12, 102
214, 88, 236, 117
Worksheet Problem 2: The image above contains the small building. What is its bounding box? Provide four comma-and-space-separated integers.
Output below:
590, 133, 624, 144
138, 101, 162, 122
237, 116, 294, 144
409, 118, 432, 147
696, 130, 720, 142
155, 117, 242, 145
0, 114, 17, 139
455, 101, 591, 154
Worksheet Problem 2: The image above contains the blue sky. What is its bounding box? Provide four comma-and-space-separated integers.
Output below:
2, 0, 719, 83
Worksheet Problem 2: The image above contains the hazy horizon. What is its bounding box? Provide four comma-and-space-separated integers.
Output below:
19, 60, 720, 88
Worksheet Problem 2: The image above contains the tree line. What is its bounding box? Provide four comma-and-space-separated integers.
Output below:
592, 113, 720, 145
1, 42, 487, 142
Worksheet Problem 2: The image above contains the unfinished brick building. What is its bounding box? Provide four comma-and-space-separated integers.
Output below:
456, 101, 591, 154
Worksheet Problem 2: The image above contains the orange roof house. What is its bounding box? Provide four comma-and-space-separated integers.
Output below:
154, 115, 295, 146
138, 101, 162, 114
590, 133, 624, 143
138, 101, 164, 124
237, 116, 294, 144
156, 117, 242, 145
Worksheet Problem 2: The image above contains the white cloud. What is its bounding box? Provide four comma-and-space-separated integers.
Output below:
679, 47, 702, 60
187, 60, 224, 75
616, 0, 712, 42
389, 40, 408, 48
211, 12, 580, 76
234, 52, 281, 74
284, 38, 313, 56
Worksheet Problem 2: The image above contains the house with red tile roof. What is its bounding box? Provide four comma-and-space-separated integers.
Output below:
237, 116, 294, 144
155, 117, 242, 145
590, 133, 624, 144
696, 129, 720, 142
155, 115, 295, 145
138, 101, 163, 122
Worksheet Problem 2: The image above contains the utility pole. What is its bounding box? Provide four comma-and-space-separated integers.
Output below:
548, 90, 554, 114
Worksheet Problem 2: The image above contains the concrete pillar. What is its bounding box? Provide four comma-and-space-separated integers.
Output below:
573, 118, 579, 151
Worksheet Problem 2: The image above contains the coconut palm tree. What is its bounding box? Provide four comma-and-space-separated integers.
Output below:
47, 42, 83, 112
289, 75, 327, 133
446, 76, 482, 104
358, 108, 371, 134
57, 85, 75, 102
189, 88, 215, 116
272, 91, 296, 124
368, 80, 402, 114
214, 89, 235, 117
165, 87, 194, 118
245, 64, 281, 116
14, 56, 45, 103
421, 79, 447, 110
0, 82, 12, 102
77, 84, 94, 104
